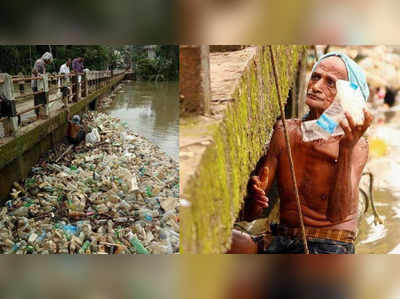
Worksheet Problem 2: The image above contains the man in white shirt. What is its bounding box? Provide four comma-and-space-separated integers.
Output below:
59, 59, 71, 107
59, 59, 71, 75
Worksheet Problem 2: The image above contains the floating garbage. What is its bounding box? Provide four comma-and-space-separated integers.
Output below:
85, 128, 101, 144
0, 111, 179, 254
99, 97, 114, 108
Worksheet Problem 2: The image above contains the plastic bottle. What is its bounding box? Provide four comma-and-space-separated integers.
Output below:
79, 240, 91, 254
62, 224, 78, 236
11, 206, 29, 217
301, 80, 366, 142
127, 232, 149, 254
159, 229, 173, 254
301, 101, 345, 142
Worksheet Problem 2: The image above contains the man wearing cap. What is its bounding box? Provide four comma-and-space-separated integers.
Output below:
228, 53, 373, 254
67, 115, 86, 145
31, 52, 53, 120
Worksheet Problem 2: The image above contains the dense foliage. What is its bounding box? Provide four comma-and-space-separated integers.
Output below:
0, 46, 113, 74
0, 45, 178, 81
132, 45, 179, 81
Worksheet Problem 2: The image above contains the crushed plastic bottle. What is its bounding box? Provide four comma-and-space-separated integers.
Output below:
301, 80, 367, 142
127, 232, 149, 254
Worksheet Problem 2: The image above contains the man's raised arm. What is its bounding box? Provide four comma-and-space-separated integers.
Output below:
327, 110, 372, 223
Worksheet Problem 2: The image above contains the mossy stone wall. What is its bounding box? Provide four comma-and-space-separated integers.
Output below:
181, 46, 306, 253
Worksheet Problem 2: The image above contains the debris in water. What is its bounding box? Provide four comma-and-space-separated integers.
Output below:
0, 111, 179, 254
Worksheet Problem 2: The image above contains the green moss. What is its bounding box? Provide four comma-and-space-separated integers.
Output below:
181, 46, 306, 253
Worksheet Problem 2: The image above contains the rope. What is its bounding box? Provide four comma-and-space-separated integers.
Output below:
362, 172, 382, 225
269, 46, 309, 254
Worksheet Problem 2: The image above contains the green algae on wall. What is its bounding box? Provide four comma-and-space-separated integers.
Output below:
181, 45, 306, 254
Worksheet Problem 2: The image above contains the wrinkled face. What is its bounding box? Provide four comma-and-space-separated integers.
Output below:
306, 56, 348, 112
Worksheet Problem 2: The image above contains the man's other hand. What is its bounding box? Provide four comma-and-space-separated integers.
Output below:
249, 166, 269, 209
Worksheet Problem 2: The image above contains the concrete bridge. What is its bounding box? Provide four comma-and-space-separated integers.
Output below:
0, 68, 133, 202
180, 45, 308, 253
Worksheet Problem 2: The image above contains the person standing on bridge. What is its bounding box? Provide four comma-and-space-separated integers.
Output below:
72, 57, 84, 92
59, 58, 72, 107
31, 52, 53, 120
72, 57, 84, 74
228, 52, 373, 254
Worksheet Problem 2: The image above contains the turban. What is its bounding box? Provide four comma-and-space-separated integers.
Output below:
312, 52, 369, 101
41, 52, 53, 63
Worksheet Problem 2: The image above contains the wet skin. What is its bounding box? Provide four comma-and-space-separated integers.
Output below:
228, 57, 373, 253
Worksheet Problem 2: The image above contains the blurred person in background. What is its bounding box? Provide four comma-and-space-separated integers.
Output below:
31, 52, 53, 120
371, 86, 386, 125
72, 57, 84, 93
228, 52, 373, 254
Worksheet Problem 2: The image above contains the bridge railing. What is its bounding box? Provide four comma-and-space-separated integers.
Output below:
0, 69, 126, 138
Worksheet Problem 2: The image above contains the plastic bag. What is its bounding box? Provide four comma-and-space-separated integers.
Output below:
85, 128, 101, 144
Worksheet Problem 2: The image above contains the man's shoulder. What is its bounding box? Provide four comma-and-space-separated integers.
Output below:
273, 118, 301, 132
271, 119, 302, 149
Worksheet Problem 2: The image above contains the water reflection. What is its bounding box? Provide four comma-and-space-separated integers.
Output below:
106, 80, 179, 160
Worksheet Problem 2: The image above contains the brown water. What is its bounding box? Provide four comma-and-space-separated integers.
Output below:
106, 80, 179, 160
356, 111, 400, 253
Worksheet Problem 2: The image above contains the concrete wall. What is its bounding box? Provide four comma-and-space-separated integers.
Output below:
0, 74, 125, 203
181, 45, 306, 253
179, 46, 211, 115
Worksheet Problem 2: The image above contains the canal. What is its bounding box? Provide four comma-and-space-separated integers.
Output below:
105, 80, 179, 160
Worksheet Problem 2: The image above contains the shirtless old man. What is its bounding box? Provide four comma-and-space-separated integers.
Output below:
228, 53, 373, 254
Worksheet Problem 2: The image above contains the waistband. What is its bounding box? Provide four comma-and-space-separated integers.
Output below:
273, 224, 356, 244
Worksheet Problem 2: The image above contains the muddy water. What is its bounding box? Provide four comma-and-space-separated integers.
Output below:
106, 81, 179, 160
356, 111, 400, 253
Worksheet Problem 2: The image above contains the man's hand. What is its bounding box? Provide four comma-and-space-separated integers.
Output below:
249, 166, 269, 209
339, 109, 373, 150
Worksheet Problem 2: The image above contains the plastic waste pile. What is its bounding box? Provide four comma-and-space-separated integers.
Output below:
0, 112, 179, 254
98, 83, 125, 109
